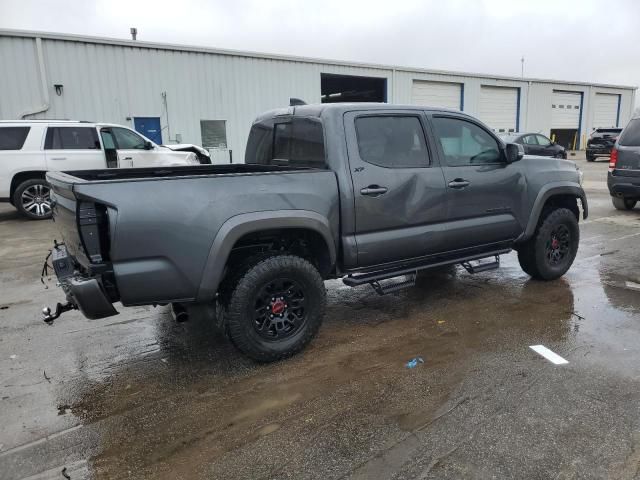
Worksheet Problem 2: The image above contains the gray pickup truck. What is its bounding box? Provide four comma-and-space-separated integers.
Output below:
44, 103, 587, 361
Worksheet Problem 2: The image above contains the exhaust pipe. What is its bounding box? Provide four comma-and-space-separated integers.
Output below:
171, 303, 189, 322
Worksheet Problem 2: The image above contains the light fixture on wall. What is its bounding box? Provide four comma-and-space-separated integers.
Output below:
54, 84, 63, 96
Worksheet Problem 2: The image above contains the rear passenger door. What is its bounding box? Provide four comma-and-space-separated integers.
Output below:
428, 114, 526, 251
44, 126, 106, 171
345, 110, 448, 267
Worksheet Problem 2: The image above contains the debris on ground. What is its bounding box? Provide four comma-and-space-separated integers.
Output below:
44, 370, 51, 383
405, 357, 425, 369
61, 467, 71, 479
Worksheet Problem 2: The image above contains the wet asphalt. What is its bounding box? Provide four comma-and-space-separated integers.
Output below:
2, 155, 640, 479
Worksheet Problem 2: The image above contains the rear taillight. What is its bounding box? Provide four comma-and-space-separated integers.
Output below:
609, 148, 618, 172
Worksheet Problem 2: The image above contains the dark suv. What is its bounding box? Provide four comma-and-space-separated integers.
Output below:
608, 118, 640, 210
586, 127, 623, 162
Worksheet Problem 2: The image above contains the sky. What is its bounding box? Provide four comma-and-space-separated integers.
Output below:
1, 0, 639, 90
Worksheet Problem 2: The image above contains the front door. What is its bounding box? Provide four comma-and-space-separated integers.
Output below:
345, 111, 448, 267
133, 117, 162, 144
428, 114, 526, 252
111, 127, 158, 167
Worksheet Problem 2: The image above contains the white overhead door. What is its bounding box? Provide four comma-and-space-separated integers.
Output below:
551, 91, 581, 129
478, 86, 518, 133
593, 93, 619, 128
411, 80, 461, 110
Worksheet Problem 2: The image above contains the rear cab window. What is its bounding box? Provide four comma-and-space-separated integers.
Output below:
45, 127, 100, 150
0, 127, 31, 150
354, 115, 429, 168
245, 117, 326, 168
618, 120, 640, 146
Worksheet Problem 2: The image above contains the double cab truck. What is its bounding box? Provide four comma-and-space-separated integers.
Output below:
44, 103, 587, 361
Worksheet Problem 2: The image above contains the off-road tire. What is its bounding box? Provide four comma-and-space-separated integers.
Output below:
586, 154, 595, 162
13, 178, 52, 220
517, 207, 579, 281
612, 196, 637, 211
219, 254, 326, 362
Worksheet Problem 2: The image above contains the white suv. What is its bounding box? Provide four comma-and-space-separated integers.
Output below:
0, 121, 204, 219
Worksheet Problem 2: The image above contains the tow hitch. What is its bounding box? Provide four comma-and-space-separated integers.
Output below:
42, 302, 77, 325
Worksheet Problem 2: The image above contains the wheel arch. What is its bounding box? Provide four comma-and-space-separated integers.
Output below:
518, 183, 588, 242
10, 170, 48, 205
196, 210, 337, 302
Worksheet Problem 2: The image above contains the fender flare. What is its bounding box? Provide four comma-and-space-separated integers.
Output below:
196, 210, 336, 302
519, 183, 588, 241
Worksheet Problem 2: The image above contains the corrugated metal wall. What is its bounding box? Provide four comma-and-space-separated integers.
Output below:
0, 33, 636, 158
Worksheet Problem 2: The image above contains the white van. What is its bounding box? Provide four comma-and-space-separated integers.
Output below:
0, 121, 205, 219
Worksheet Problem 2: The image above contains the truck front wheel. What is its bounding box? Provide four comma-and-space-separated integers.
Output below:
219, 254, 326, 362
517, 207, 579, 281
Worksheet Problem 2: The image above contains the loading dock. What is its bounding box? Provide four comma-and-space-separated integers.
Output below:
551, 90, 583, 149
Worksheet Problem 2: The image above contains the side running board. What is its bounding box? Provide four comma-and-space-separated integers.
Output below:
343, 249, 509, 295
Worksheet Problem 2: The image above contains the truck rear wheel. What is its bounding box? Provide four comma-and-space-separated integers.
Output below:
612, 197, 637, 211
13, 178, 52, 220
517, 207, 579, 281
219, 254, 326, 362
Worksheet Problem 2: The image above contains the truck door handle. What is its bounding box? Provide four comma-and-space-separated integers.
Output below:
122, 157, 133, 160
448, 179, 470, 189
360, 185, 388, 196
50, 157, 67, 161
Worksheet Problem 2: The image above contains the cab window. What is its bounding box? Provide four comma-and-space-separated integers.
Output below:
431, 117, 502, 166
354, 115, 429, 168
112, 127, 147, 149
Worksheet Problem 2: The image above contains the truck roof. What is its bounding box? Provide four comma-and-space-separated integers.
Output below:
254, 103, 468, 122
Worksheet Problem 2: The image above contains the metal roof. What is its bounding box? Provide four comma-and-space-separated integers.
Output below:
0, 28, 636, 91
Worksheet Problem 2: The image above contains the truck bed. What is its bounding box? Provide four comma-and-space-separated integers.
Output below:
47, 165, 340, 307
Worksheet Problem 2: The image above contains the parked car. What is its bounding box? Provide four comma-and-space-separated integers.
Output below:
499, 132, 567, 159
44, 103, 587, 361
586, 127, 623, 162
0, 120, 203, 219
607, 117, 640, 210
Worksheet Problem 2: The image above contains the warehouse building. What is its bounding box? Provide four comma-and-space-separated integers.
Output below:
0, 29, 636, 162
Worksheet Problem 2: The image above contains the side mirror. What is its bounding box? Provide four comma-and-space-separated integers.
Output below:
505, 143, 524, 163
144, 140, 153, 150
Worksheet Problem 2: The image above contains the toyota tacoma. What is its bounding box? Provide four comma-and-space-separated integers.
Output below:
43, 103, 587, 361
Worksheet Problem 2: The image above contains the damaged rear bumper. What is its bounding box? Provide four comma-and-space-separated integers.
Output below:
48, 244, 118, 321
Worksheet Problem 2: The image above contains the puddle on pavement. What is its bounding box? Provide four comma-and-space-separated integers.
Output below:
56, 259, 596, 479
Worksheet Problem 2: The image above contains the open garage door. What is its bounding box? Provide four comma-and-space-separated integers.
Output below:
321, 73, 387, 103
551, 91, 582, 149
478, 86, 519, 133
593, 93, 620, 128
411, 80, 462, 110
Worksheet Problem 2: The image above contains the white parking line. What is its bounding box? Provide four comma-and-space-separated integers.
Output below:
529, 345, 569, 365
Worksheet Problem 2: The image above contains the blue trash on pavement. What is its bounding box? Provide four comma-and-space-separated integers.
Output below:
405, 356, 425, 369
